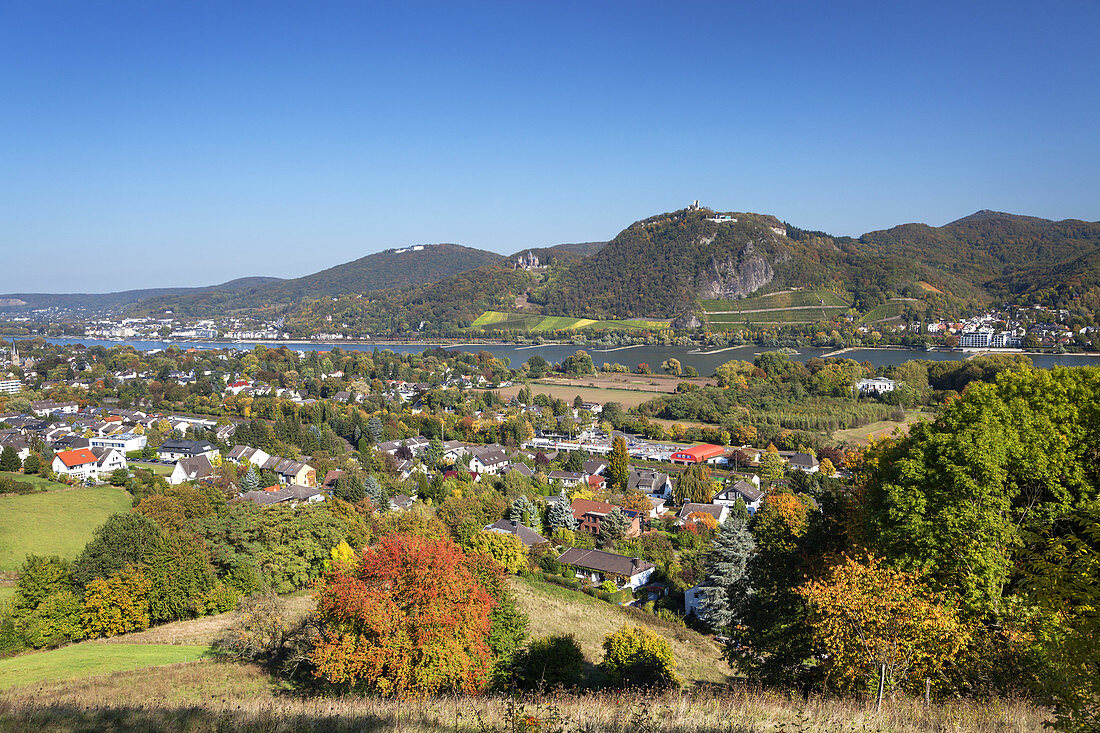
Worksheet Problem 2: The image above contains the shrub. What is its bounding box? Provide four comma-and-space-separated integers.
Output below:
511, 634, 585, 689
601, 624, 680, 688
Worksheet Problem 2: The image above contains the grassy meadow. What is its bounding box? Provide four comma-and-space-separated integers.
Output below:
0, 659, 1048, 732
0, 471, 70, 491
0, 643, 209, 690
0, 486, 131, 572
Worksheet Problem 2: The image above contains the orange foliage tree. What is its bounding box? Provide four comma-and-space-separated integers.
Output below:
798, 555, 971, 696
310, 533, 495, 696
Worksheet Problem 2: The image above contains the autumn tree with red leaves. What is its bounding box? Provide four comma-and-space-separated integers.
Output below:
310, 533, 495, 696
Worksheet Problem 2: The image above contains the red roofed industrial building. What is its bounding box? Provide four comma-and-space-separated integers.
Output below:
669, 444, 726, 465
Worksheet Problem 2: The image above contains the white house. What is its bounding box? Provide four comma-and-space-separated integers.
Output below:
684, 584, 707, 617
857, 377, 896, 395
169, 454, 215, 485
52, 448, 101, 481
713, 479, 764, 514
91, 447, 127, 476
90, 433, 147, 454
557, 548, 656, 590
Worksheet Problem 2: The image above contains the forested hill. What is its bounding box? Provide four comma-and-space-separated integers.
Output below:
0, 277, 283, 313
527, 208, 1100, 320
859, 210, 1100, 285
132, 243, 504, 316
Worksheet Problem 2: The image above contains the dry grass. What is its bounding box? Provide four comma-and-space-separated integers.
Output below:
831, 409, 928, 446
511, 576, 728, 687
495, 373, 712, 409
0, 658, 1048, 732
98, 593, 315, 646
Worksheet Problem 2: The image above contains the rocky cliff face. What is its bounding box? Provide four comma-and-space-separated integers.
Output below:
696, 240, 775, 299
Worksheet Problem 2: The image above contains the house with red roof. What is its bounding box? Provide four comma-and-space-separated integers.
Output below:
52, 448, 101, 481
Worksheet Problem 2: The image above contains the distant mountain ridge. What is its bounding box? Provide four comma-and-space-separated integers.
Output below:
0, 277, 284, 312
4, 208, 1099, 328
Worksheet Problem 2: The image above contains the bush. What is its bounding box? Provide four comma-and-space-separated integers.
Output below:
537, 555, 561, 574
0, 476, 39, 495
511, 634, 585, 689
600, 624, 680, 688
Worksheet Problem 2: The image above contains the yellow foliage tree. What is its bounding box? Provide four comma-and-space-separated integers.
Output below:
798, 555, 971, 695
464, 530, 527, 574
819, 457, 836, 476
81, 564, 152, 639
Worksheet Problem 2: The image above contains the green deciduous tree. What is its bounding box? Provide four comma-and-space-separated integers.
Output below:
673, 464, 715, 505
0, 446, 21, 472
72, 512, 161, 588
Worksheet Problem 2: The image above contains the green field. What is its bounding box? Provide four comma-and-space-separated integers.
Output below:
0, 585, 14, 606
860, 299, 927, 323
707, 309, 846, 326
701, 290, 849, 312
0, 643, 209, 690
0, 486, 132, 572
470, 311, 669, 333
0, 471, 71, 492
129, 461, 173, 476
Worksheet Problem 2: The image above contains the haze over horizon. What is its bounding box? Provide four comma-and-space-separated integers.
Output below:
2, 1, 1098, 293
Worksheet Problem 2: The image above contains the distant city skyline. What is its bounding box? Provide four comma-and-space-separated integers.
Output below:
2, 1, 1098, 292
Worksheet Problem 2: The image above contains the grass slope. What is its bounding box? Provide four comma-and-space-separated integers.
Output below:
470, 311, 668, 333
512, 575, 727, 686
701, 290, 849, 311
0, 471, 71, 492
0, 644, 209, 690
0, 487, 131, 572
860, 298, 926, 323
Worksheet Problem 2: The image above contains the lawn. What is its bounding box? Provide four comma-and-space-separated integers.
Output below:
0, 471, 70, 492
512, 575, 728, 687
0, 486, 132, 572
832, 409, 928, 445
0, 585, 13, 606
129, 460, 173, 476
0, 643, 209, 690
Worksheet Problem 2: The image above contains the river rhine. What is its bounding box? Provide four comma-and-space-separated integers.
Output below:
35, 338, 1100, 374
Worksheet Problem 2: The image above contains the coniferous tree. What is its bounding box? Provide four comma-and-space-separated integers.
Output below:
240, 466, 260, 492
509, 495, 541, 532
366, 416, 383, 444
364, 475, 387, 511
608, 435, 629, 492
599, 507, 631, 548
696, 518, 755, 632
547, 490, 577, 531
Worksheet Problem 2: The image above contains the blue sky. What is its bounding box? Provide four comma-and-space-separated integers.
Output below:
2, 1, 1098, 292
